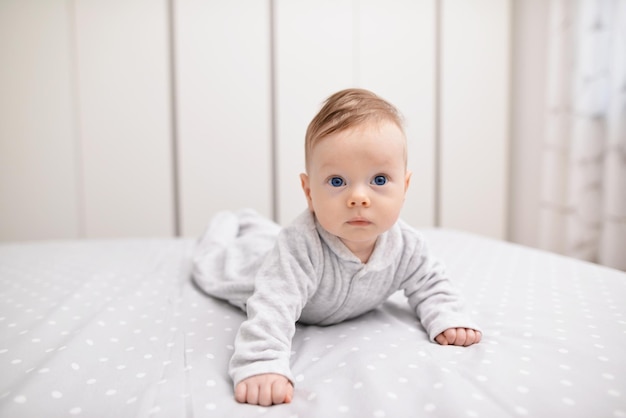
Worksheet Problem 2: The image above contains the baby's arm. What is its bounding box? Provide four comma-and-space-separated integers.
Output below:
435, 328, 482, 346
235, 373, 293, 406
229, 223, 322, 406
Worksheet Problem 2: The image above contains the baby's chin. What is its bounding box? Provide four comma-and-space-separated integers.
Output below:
337, 232, 380, 248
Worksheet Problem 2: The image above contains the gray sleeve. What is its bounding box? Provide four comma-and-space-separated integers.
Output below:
228, 223, 320, 387
401, 233, 481, 342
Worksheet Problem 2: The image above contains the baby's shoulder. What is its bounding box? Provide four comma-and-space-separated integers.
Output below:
395, 219, 426, 245
391, 220, 434, 264
276, 210, 322, 251
281, 210, 317, 235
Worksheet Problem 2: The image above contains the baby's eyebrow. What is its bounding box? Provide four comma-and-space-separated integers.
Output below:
317, 160, 345, 171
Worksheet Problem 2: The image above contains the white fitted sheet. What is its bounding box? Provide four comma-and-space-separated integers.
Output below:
0, 230, 625, 417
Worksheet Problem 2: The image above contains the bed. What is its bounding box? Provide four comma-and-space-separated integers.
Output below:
1, 229, 625, 417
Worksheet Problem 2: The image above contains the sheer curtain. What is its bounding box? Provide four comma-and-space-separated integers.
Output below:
540, 0, 626, 270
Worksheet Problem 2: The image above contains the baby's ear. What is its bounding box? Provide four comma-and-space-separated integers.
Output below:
404, 170, 412, 194
300, 173, 314, 211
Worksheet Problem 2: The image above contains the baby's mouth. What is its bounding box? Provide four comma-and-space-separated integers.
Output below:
347, 217, 372, 226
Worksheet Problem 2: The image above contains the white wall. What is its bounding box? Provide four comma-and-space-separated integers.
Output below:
0, 0, 175, 241
74, 0, 175, 238
0, 1, 80, 241
0, 0, 511, 242
509, 0, 549, 248
439, 0, 511, 239
174, 0, 273, 236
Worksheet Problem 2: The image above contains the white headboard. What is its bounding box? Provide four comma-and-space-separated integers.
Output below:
0, 0, 510, 241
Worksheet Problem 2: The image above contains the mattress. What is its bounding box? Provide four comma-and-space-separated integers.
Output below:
0, 230, 624, 417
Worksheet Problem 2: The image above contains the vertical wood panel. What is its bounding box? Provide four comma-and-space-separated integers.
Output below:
0, 1, 79, 241
440, 0, 511, 239
358, 0, 437, 228
274, 0, 355, 225
175, 0, 273, 236
509, 0, 549, 248
74, 0, 174, 238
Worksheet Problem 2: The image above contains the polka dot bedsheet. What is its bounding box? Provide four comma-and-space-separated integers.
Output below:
0, 230, 624, 418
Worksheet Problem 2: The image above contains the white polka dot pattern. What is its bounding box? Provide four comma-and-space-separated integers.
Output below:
0, 231, 625, 417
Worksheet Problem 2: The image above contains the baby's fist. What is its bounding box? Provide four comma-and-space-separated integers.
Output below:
234, 373, 293, 406
435, 328, 481, 346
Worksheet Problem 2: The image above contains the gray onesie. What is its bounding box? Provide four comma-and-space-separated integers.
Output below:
192, 209, 480, 387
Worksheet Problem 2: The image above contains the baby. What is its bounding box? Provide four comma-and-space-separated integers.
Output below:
192, 88, 482, 406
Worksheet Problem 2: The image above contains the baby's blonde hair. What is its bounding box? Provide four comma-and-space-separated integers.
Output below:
304, 88, 406, 171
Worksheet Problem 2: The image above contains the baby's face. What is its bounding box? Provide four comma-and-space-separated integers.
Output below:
301, 121, 411, 256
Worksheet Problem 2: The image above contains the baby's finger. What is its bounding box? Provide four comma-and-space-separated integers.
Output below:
435, 333, 449, 345
234, 382, 247, 404
271, 380, 289, 405
468, 329, 483, 346
246, 382, 260, 405
259, 381, 273, 406
285, 383, 294, 403
453, 328, 467, 346
464, 329, 476, 346
443, 328, 457, 344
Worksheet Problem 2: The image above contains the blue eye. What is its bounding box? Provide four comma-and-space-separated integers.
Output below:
329, 177, 345, 187
372, 175, 388, 186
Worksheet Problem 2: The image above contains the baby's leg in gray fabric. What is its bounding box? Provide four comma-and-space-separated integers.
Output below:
192, 209, 280, 311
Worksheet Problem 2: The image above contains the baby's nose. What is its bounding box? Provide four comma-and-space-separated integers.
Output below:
348, 190, 371, 208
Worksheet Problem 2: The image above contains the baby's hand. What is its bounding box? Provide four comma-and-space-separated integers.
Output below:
234, 373, 293, 406
435, 328, 482, 346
